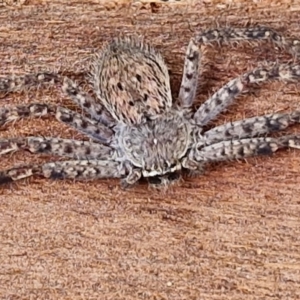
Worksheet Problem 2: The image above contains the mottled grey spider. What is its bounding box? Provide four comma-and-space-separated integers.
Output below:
1, 26, 300, 188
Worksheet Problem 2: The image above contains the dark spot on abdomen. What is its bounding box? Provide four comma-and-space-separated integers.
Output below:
117, 82, 123, 91
136, 74, 142, 82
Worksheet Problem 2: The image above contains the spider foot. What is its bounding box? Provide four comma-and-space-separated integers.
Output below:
0, 137, 114, 159
0, 73, 60, 93
242, 63, 300, 85
0, 103, 113, 143
0, 165, 42, 185
0, 160, 125, 185
197, 26, 300, 57
192, 135, 300, 164
0, 138, 23, 155
0, 103, 55, 126
203, 111, 300, 145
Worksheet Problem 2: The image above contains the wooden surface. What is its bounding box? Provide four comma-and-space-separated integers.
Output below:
1, 0, 300, 299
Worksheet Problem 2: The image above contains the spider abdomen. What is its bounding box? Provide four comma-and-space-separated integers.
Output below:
91, 37, 173, 125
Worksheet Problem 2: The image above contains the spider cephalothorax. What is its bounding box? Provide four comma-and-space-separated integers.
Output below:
115, 109, 194, 182
1, 26, 300, 189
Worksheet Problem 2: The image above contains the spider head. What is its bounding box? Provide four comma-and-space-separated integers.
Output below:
118, 110, 193, 185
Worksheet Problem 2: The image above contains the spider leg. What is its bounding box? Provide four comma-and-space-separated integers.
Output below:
178, 38, 201, 108
0, 160, 126, 185
184, 135, 300, 169
0, 104, 113, 143
62, 77, 115, 127
0, 73, 60, 92
197, 26, 300, 56
193, 63, 300, 126
0, 73, 114, 127
204, 111, 300, 145
0, 137, 115, 160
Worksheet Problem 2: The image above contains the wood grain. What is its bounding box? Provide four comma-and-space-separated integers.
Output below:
1, 1, 300, 298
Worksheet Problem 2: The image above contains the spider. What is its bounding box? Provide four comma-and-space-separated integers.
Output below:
1, 26, 300, 189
